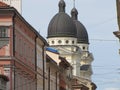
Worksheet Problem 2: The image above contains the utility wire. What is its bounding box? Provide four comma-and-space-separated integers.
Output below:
89, 17, 117, 29
93, 65, 120, 68
90, 39, 118, 42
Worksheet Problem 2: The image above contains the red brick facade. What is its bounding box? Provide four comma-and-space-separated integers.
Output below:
0, 5, 47, 90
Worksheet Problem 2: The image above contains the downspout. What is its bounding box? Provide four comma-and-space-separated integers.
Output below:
48, 66, 50, 90
35, 36, 37, 90
56, 71, 57, 90
43, 46, 46, 90
12, 12, 16, 57
12, 11, 16, 90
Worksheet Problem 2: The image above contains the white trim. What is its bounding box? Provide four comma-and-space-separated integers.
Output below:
48, 37, 77, 46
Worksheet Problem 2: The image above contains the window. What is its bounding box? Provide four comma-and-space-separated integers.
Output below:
72, 40, 74, 44
52, 41, 54, 44
58, 40, 62, 44
83, 46, 85, 50
66, 40, 69, 44
0, 27, 8, 37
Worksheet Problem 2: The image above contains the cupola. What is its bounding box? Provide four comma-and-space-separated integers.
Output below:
47, 0, 77, 38
71, 7, 89, 44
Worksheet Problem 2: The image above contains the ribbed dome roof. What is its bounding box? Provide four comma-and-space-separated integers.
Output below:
71, 8, 89, 44
47, 0, 77, 38
74, 20, 89, 44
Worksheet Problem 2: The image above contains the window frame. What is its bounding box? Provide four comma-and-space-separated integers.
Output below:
0, 26, 9, 38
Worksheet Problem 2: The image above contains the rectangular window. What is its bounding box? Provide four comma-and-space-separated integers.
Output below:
0, 27, 8, 37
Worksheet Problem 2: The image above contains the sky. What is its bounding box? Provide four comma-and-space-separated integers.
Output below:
22, 0, 120, 90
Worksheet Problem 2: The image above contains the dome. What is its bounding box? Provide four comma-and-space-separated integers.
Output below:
47, 0, 77, 38
48, 13, 77, 38
71, 8, 89, 44
74, 20, 89, 44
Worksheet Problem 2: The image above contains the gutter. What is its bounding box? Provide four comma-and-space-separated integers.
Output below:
12, 10, 16, 57
35, 36, 37, 90
0, 7, 48, 46
12, 11, 16, 90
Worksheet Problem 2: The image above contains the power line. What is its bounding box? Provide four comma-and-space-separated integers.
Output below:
93, 65, 120, 68
89, 17, 117, 29
90, 39, 118, 42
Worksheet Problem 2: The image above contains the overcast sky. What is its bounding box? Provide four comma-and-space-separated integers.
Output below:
22, 0, 120, 90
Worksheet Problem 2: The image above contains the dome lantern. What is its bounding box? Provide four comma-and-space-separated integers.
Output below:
58, 0, 66, 12
71, 7, 78, 20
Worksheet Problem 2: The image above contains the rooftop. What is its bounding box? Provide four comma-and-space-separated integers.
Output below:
0, 1, 9, 7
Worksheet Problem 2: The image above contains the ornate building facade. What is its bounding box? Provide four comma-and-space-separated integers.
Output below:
71, 7, 93, 80
47, 0, 96, 89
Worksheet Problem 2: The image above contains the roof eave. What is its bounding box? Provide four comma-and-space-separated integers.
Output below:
0, 7, 48, 46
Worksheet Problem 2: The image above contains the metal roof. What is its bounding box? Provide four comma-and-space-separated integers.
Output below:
46, 47, 59, 54
71, 7, 89, 44
47, 0, 77, 38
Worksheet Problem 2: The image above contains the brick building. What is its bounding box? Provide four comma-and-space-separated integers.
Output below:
0, 2, 48, 90
46, 47, 73, 90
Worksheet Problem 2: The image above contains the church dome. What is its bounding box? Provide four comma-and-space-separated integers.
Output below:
74, 20, 89, 44
47, 0, 77, 38
71, 8, 89, 44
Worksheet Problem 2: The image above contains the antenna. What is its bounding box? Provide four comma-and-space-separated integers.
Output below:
73, 0, 75, 8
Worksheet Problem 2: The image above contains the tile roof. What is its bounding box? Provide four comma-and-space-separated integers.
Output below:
0, 1, 9, 7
